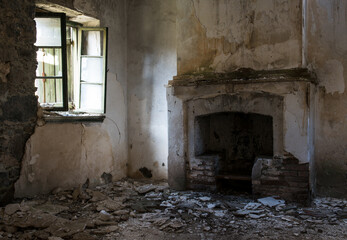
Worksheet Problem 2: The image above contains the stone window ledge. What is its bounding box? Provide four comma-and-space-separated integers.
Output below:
43, 111, 105, 123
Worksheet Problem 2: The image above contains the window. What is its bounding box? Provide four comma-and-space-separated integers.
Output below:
35, 12, 108, 114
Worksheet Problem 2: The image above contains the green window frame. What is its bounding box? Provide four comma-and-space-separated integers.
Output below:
34, 12, 108, 114
34, 12, 68, 111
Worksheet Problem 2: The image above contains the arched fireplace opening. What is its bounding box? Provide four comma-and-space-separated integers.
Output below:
194, 112, 273, 194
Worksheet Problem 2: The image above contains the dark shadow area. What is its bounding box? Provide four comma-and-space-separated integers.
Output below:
195, 112, 273, 194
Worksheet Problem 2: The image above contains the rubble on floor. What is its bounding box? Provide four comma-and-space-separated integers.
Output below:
0, 179, 346, 239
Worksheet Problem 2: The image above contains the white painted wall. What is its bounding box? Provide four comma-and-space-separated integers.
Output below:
127, 0, 177, 179
307, 0, 347, 197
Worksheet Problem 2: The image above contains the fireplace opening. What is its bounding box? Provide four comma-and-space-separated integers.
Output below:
194, 112, 273, 193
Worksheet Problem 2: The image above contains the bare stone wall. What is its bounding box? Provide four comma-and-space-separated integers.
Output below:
0, 0, 37, 205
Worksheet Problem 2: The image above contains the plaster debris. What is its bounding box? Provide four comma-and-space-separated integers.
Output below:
4, 204, 21, 215
135, 184, 157, 194
0, 179, 347, 239
258, 196, 285, 207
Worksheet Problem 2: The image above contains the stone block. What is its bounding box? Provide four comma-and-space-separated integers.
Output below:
0, 0, 37, 205
2, 95, 37, 122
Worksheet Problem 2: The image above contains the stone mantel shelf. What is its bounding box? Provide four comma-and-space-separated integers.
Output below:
168, 68, 316, 87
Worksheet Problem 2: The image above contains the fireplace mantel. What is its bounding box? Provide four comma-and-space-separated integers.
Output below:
166, 68, 316, 197
168, 68, 316, 87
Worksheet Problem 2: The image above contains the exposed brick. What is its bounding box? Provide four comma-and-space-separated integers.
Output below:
260, 179, 288, 186
282, 164, 309, 171
259, 176, 280, 181
298, 171, 309, 177
252, 156, 310, 203
282, 157, 299, 165
282, 170, 298, 176
287, 181, 309, 188
284, 176, 309, 183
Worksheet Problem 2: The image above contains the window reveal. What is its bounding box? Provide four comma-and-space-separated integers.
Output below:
35, 12, 108, 114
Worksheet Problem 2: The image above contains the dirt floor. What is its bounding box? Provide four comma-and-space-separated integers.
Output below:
0, 179, 346, 240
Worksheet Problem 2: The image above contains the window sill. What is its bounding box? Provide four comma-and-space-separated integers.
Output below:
43, 111, 105, 123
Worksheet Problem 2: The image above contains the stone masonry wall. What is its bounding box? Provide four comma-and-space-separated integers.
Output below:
0, 0, 37, 205
252, 155, 310, 204
187, 155, 220, 191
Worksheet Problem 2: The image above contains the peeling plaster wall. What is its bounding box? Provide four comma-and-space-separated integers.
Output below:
177, 0, 302, 74
15, 123, 123, 196
307, 0, 347, 197
127, 0, 177, 179
15, 0, 128, 197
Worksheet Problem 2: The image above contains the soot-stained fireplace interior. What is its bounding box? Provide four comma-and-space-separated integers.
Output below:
167, 69, 314, 202
194, 112, 273, 193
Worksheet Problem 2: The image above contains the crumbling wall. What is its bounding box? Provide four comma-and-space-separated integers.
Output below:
127, 0, 177, 179
15, 0, 128, 197
0, 0, 38, 205
307, 0, 347, 197
252, 155, 310, 204
15, 123, 124, 197
176, 0, 302, 74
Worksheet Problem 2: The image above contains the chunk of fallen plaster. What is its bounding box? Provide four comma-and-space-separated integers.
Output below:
4, 204, 21, 215
48, 237, 64, 240
46, 219, 87, 238
234, 209, 251, 216
258, 197, 285, 207
96, 199, 124, 211
33, 203, 68, 215
99, 210, 113, 221
135, 184, 157, 194
199, 197, 211, 201
90, 191, 108, 202
244, 202, 262, 210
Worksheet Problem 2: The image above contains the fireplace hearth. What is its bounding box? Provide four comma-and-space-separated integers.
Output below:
193, 112, 273, 193
167, 68, 315, 202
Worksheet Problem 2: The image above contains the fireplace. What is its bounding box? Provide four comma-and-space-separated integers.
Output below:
167, 68, 315, 202
193, 112, 273, 193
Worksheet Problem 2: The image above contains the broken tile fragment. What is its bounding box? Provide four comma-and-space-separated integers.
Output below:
258, 197, 285, 207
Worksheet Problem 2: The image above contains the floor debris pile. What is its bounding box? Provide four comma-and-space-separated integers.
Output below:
0, 179, 346, 239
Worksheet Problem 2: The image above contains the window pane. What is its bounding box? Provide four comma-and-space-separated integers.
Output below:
81, 57, 103, 83
35, 18, 62, 47
35, 78, 63, 108
36, 48, 63, 77
80, 84, 102, 111
81, 31, 104, 56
